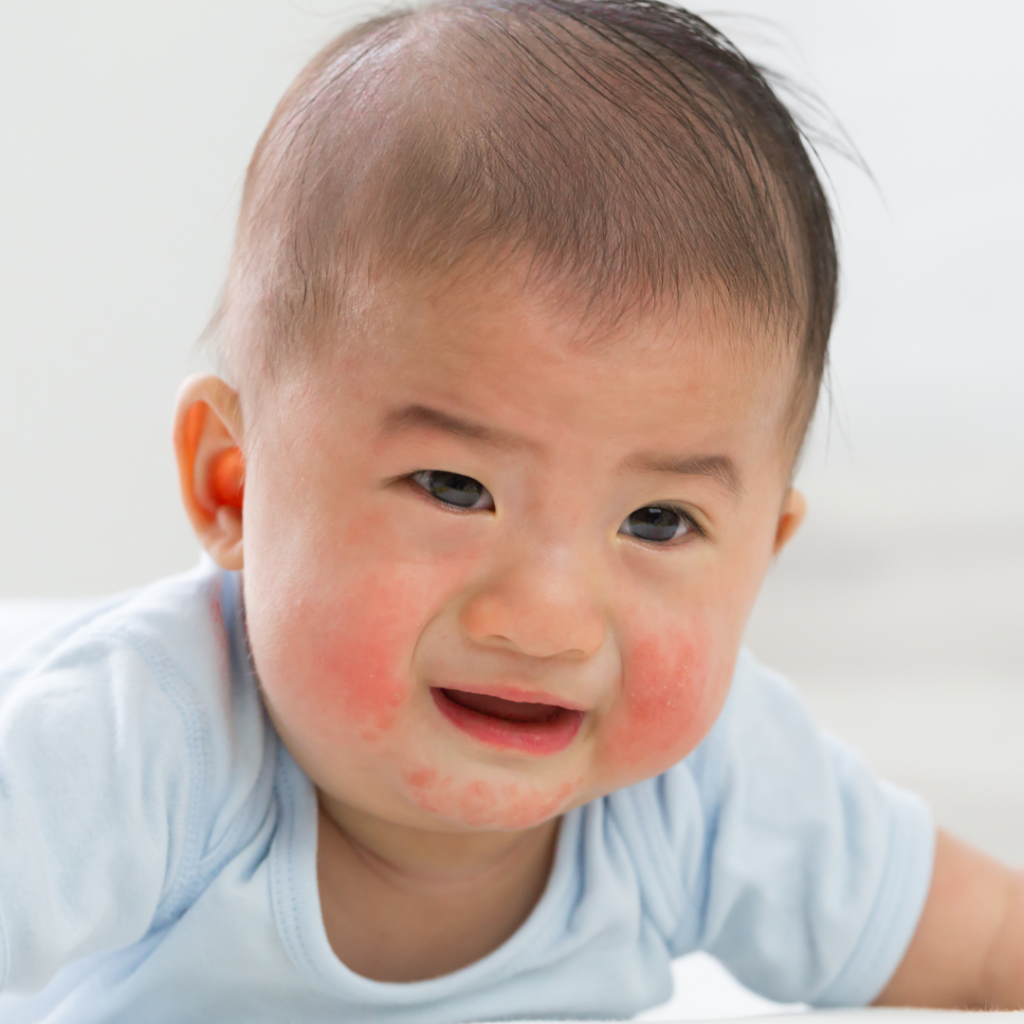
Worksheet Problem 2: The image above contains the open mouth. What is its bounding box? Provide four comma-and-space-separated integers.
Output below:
431, 687, 584, 755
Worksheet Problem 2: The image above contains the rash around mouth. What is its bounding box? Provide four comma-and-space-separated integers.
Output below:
431, 687, 584, 754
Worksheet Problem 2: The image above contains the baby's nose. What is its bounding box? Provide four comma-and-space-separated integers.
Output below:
458, 550, 605, 660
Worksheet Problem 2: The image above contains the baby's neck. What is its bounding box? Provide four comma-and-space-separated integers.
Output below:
316, 793, 559, 981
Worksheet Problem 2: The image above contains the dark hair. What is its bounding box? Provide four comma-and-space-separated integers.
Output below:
219, 0, 837, 439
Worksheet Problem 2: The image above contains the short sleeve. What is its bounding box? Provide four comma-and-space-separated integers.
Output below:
675, 651, 935, 1006
0, 564, 268, 997
0, 632, 193, 993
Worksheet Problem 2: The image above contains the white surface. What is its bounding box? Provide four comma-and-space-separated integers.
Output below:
638, 954, 803, 1020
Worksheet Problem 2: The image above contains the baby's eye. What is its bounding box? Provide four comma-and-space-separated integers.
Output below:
619, 505, 698, 544
411, 470, 494, 510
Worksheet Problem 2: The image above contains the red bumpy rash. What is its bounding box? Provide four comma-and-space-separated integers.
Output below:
599, 631, 714, 776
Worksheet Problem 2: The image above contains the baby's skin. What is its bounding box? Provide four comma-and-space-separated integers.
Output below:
175, 260, 1024, 1004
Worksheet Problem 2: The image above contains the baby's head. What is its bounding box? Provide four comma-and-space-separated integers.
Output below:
176, 0, 834, 833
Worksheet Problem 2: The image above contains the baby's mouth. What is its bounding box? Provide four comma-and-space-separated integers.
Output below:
431, 687, 584, 755
441, 689, 564, 722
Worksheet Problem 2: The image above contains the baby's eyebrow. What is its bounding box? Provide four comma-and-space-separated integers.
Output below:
379, 404, 535, 452
622, 452, 743, 497
381, 406, 742, 494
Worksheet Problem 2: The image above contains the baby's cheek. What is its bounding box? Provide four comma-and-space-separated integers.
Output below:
597, 628, 727, 782
293, 574, 424, 740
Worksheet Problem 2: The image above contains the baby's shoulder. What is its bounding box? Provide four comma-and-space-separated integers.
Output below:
0, 561, 275, 861
0, 564, 283, 989
2, 560, 247, 718
597, 652, 932, 998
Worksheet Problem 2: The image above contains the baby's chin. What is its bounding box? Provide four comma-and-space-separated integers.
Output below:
401, 764, 583, 832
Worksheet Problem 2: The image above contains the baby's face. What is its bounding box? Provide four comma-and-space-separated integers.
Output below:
241, 267, 802, 833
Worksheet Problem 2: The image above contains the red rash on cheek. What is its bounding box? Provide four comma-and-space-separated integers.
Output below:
298, 577, 419, 739
599, 630, 723, 780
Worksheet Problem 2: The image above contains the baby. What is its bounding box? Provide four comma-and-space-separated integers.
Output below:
1, 0, 1022, 1020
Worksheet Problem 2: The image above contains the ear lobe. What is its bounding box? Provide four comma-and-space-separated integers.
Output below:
174, 374, 246, 570
773, 487, 806, 556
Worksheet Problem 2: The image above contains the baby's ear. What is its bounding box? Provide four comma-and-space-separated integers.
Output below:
772, 487, 806, 556
174, 374, 246, 570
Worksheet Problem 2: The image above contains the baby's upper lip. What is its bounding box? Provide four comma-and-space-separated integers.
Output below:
430, 681, 588, 713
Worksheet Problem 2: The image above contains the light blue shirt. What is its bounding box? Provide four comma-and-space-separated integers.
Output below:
0, 562, 934, 1023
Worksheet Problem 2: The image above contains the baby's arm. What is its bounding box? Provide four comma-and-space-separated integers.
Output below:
876, 829, 1024, 1008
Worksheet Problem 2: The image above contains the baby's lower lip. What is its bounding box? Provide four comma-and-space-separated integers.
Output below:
431, 687, 584, 755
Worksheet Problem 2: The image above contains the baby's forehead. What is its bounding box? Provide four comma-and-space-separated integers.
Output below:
223, 0, 833, 446
316, 251, 788, 368
291, 259, 800, 437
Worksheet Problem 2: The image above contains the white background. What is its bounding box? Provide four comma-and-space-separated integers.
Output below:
2, 1, 1022, 867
